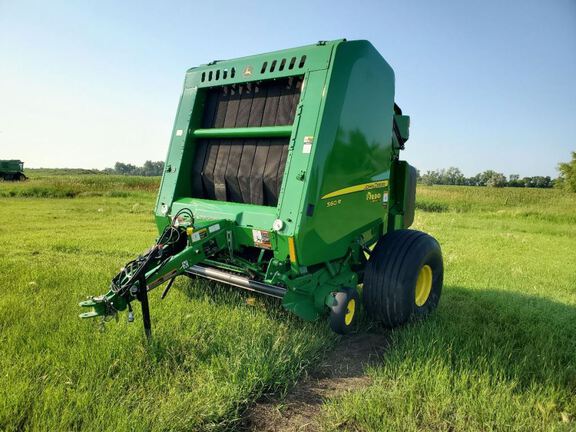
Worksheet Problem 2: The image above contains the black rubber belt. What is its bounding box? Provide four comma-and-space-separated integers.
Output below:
194, 76, 302, 205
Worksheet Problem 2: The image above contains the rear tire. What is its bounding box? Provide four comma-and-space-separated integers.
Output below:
363, 229, 443, 327
329, 288, 359, 335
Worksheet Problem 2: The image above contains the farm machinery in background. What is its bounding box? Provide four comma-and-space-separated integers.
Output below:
80, 39, 444, 338
0, 160, 27, 181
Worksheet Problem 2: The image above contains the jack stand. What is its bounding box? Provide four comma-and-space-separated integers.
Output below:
138, 275, 152, 341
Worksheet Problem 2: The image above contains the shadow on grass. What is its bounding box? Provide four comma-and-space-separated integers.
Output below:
386, 285, 576, 393
179, 276, 297, 321
180, 277, 576, 393
178, 277, 383, 377
314, 287, 576, 431
178, 276, 390, 381
173, 277, 576, 429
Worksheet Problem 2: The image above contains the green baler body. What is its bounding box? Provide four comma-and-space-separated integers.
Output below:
150, 40, 414, 320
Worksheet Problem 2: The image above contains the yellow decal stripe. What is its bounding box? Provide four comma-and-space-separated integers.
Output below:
288, 237, 297, 263
321, 180, 389, 200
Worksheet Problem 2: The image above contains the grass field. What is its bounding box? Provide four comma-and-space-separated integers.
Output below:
0, 174, 574, 431
323, 187, 576, 431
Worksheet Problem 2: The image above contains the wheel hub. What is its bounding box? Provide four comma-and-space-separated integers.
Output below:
345, 298, 356, 325
415, 264, 433, 307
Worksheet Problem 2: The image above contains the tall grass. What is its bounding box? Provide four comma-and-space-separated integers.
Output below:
0, 193, 334, 431
416, 185, 576, 223
0, 175, 574, 431
0, 173, 160, 198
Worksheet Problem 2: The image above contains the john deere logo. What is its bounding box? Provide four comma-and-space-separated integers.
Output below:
243, 66, 253, 76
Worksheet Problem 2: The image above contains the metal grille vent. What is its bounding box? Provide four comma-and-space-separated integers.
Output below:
260, 55, 306, 74
201, 67, 236, 83
199, 55, 306, 83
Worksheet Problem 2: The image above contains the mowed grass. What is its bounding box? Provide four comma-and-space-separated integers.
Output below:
0, 174, 334, 431
323, 186, 576, 431
1, 174, 575, 431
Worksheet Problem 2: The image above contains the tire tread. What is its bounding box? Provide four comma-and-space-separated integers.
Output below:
363, 229, 443, 327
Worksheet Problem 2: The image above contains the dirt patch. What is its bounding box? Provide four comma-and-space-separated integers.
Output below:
243, 332, 388, 432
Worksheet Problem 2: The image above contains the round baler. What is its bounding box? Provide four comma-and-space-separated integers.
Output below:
80, 39, 443, 337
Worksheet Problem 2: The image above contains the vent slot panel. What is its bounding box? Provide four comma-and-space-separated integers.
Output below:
201, 67, 236, 82
199, 55, 307, 82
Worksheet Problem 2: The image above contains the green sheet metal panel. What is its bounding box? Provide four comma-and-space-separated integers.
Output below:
294, 41, 396, 265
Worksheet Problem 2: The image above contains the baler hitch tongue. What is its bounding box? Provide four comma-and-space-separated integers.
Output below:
78, 213, 230, 339
78, 291, 123, 319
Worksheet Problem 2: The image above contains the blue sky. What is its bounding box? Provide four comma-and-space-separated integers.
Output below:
1, 0, 575, 177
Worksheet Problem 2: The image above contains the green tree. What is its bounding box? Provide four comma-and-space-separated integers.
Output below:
476, 170, 498, 186
532, 176, 552, 188
111, 161, 164, 176
508, 174, 523, 187
141, 160, 164, 176
444, 167, 466, 185
114, 162, 137, 175
557, 152, 576, 192
421, 170, 441, 185
486, 172, 507, 187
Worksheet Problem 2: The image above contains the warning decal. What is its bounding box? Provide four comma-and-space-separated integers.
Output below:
252, 229, 272, 249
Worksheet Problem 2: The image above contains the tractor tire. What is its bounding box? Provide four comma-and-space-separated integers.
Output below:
363, 229, 443, 328
329, 288, 359, 335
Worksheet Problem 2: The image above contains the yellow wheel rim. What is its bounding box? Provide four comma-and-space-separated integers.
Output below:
345, 298, 356, 326
415, 264, 433, 307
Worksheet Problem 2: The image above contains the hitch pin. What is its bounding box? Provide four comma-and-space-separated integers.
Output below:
127, 303, 134, 323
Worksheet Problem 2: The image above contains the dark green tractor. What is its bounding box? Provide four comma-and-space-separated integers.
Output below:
0, 160, 27, 181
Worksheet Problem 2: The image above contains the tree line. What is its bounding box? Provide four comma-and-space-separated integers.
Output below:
420, 152, 576, 191
102, 152, 576, 192
104, 161, 165, 176
418, 168, 554, 188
